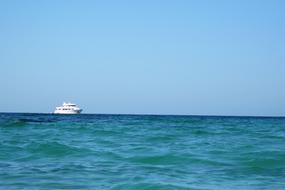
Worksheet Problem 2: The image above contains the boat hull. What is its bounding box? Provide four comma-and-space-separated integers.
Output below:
53, 110, 82, 114
54, 102, 82, 114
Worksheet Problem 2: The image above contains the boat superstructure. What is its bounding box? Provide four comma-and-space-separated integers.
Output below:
54, 102, 82, 114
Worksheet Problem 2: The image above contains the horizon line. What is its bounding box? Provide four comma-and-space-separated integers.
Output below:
0, 111, 284, 118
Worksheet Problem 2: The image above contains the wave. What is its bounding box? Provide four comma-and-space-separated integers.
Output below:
0, 119, 28, 128
0, 117, 57, 128
26, 142, 93, 157
128, 153, 230, 167
111, 183, 196, 190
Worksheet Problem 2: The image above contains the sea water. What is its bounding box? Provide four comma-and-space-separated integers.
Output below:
0, 113, 284, 189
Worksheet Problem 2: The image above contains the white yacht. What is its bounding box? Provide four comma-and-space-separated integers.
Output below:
54, 102, 82, 114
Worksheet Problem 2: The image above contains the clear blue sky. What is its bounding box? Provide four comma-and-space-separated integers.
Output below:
0, 0, 284, 116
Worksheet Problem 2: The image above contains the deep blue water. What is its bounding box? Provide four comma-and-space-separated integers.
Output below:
0, 113, 285, 189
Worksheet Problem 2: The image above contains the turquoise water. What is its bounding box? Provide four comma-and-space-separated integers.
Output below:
0, 113, 285, 189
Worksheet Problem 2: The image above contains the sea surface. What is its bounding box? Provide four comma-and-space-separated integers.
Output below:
0, 113, 285, 190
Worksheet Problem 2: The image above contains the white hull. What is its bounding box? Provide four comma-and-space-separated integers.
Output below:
54, 102, 82, 114
54, 110, 82, 114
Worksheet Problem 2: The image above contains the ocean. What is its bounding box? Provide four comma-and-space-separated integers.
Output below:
0, 113, 284, 189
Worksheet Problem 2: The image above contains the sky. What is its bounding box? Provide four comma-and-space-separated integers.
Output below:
0, 0, 284, 116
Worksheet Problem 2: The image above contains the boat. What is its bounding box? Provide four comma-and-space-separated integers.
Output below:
54, 102, 82, 114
